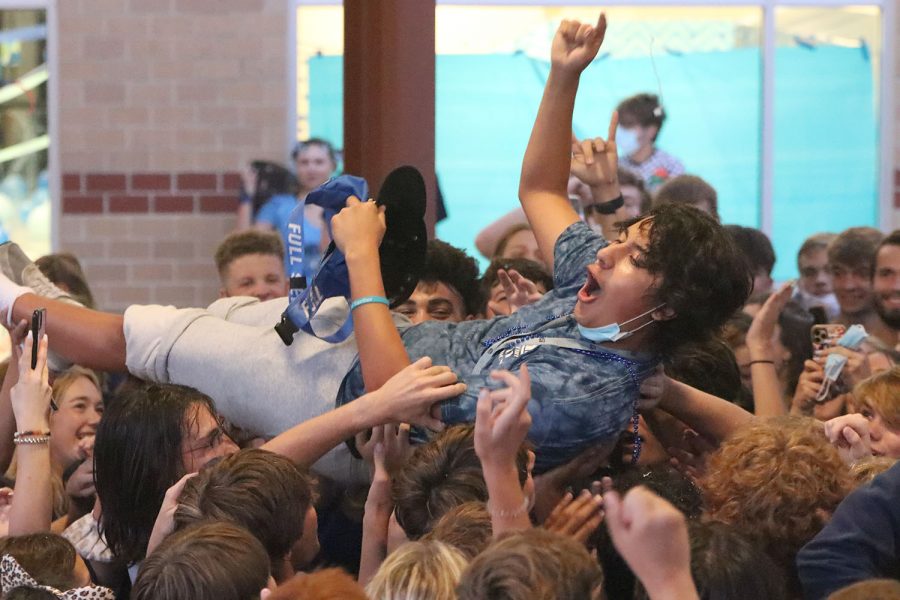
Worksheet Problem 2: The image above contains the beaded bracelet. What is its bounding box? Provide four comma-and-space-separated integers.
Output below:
486, 497, 530, 519
14, 430, 50, 439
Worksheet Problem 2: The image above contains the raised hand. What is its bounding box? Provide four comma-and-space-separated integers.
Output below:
551, 14, 608, 74
746, 282, 793, 358
11, 332, 51, 431
570, 112, 619, 191
331, 196, 386, 256
488, 269, 545, 317
603, 486, 699, 600
146, 473, 197, 556
543, 489, 605, 545
368, 357, 467, 432
355, 423, 413, 478
474, 366, 532, 467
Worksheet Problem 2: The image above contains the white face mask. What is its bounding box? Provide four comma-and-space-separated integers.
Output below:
576, 304, 665, 343
616, 126, 640, 158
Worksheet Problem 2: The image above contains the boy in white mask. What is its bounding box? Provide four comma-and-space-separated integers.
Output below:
616, 93, 685, 191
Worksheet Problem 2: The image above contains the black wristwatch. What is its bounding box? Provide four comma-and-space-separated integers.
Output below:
585, 194, 624, 215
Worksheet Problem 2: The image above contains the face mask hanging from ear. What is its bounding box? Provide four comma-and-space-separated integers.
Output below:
577, 304, 665, 343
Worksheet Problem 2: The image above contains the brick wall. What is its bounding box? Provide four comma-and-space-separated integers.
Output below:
59, 171, 240, 311
57, 0, 289, 311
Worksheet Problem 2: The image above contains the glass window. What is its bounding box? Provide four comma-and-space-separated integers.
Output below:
294, 2, 888, 277
0, 8, 49, 259
771, 6, 881, 280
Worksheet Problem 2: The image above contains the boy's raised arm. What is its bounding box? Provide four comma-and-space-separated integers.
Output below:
518, 14, 608, 271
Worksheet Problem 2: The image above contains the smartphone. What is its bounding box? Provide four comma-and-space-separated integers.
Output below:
30, 308, 46, 370
811, 323, 845, 354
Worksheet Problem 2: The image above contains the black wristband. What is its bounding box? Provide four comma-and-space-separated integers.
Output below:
586, 194, 624, 215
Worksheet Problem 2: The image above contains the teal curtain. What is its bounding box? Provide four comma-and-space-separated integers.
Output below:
309, 45, 876, 280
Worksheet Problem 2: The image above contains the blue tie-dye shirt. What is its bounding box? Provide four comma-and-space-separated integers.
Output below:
337, 221, 658, 472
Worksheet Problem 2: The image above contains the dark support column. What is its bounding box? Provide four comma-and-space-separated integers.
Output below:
344, 0, 437, 234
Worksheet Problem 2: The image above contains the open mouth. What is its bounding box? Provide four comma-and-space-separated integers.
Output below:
577, 267, 602, 303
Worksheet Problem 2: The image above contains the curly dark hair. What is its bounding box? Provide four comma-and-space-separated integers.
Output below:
622, 203, 752, 356
420, 240, 482, 317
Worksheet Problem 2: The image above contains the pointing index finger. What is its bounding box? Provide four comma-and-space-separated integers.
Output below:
608, 111, 619, 143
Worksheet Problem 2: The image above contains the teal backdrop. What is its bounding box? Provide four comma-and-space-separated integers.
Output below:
308, 45, 876, 281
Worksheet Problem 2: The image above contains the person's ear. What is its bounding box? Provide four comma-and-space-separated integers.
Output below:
651, 306, 676, 321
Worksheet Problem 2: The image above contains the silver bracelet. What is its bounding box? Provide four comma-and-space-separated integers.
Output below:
14, 435, 50, 445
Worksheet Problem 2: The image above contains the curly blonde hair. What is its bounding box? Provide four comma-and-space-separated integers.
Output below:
702, 416, 852, 582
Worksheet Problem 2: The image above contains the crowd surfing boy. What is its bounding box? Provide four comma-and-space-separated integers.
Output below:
0, 13, 750, 476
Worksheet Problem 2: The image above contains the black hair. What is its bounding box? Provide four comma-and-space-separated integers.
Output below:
663, 337, 743, 403
724, 225, 776, 282
420, 240, 482, 317
480, 257, 554, 315
624, 203, 753, 356
94, 383, 218, 565
874, 229, 900, 276
616, 93, 665, 138
249, 160, 299, 215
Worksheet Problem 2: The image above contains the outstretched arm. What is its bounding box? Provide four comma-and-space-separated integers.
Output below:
331, 197, 411, 392
519, 14, 608, 272
659, 378, 754, 443
262, 358, 464, 466
11, 294, 126, 372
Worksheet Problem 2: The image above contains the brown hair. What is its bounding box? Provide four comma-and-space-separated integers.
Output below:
214, 230, 285, 278
852, 366, 900, 429
35, 253, 95, 309
174, 448, 313, 563
702, 416, 853, 589
0, 534, 78, 591
132, 522, 270, 600
392, 424, 529, 539
828, 579, 900, 600
654, 175, 719, 221
421, 501, 492, 559
798, 232, 837, 264
267, 569, 367, 600
618, 167, 653, 214
366, 540, 467, 600
828, 227, 883, 271
457, 528, 604, 600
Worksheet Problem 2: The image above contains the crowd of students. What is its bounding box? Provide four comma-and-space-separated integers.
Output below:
0, 12, 897, 600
